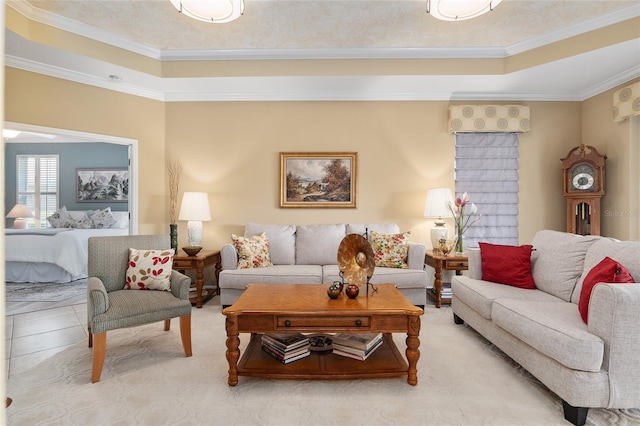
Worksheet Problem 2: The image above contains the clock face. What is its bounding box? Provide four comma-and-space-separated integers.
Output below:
571, 164, 595, 190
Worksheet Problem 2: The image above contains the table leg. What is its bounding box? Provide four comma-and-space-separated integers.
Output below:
406, 315, 421, 386
225, 316, 240, 386
434, 262, 443, 308
195, 259, 204, 308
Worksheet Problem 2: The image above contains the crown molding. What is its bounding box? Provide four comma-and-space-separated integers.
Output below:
7, 1, 640, 62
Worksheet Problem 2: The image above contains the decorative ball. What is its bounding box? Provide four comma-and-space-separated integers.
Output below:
346, 284, 359, 299
327, 283, 341, 299
333, 281, 344, 293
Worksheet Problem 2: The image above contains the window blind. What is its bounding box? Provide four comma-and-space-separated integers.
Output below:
17, 155, 59, 228
454, 133, 519, 248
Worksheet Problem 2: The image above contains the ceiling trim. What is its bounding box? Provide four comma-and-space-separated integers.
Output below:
7, 1, 640, 61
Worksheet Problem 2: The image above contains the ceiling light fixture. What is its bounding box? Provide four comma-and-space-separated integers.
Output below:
170, 0, 244, 23
427, 0, 502, 21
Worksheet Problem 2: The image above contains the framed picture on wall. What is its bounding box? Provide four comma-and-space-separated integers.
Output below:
280, 152, 357, 208
76, 168, 129, 202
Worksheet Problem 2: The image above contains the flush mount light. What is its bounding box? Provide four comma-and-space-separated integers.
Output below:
427, 0, 502, 21
170, 0, 244, 23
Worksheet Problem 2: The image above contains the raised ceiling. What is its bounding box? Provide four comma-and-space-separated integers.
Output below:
5, 0, 640, 101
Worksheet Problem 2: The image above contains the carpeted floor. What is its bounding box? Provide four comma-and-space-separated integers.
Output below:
5, 280, 87, 303
5, 300, 640, 425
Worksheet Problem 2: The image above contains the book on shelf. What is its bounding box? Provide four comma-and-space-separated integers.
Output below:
332, 338, 384, 361
261, 343, 311, 364
261, 333, 310, 351
331, 333, 383, 351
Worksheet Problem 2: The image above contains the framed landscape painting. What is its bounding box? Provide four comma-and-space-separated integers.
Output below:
280, 152, 357, 208
76, 168, 129, 202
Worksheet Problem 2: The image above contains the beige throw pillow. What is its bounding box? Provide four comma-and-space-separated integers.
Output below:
370, 230, 410, 269
232, 232, 273, 269
124, 248, 174, 291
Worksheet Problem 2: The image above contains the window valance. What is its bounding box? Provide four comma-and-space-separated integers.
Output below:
613, 81, 640, 123
448, 105, 530, 133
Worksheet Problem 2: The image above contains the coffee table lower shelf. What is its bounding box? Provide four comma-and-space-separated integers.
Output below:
237, 333, 409, 380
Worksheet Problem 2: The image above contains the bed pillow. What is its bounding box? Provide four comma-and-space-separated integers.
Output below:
370, 230, 410, 269
47, 206, 75, 228
232, 232, 273, 269
479, 242, 535, 289
89, 207, 118, 229
578, 256, 635, 323
124, 248, 174, 291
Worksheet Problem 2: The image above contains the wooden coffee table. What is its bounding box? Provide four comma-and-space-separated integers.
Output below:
222, 283, 423, 386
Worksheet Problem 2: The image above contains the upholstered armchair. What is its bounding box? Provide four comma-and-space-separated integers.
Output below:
87, 234, 192, 383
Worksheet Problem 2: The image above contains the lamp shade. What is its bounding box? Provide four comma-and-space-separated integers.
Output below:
427, 0, 502, 21
178, 192, 211, 221
170, 0, 244, 23
424, 188, 453, 219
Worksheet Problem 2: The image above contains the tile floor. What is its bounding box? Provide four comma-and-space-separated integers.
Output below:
5, 295, 88, 380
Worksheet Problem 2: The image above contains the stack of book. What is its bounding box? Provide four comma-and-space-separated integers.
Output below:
261, 333, 311, 364
331, 332, 383, 361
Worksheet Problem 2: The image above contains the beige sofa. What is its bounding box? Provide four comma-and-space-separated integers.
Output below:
451, 230, 640, 425
219, 223, 428, 307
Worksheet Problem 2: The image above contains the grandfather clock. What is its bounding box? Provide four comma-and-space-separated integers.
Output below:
561, 144, 606, 235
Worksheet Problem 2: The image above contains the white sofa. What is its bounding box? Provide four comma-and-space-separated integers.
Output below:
219, 223, 428, 307
451, 230, 640, 425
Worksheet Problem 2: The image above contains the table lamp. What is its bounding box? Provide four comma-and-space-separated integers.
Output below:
424, 188, 454, 250
6, 204, 34, 229
178, 192, 211, 248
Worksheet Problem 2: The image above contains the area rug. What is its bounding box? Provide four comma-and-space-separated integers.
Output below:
5, 279, 87, 303
6, 302, 640, 425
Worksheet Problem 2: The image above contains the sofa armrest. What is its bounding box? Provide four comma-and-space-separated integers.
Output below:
466, 248, 482, 279
170, 270, 192, 300
588, 283, 640, 407
221, 243, 238, 270
87, 276, 109, 324
406, 242, 426, 270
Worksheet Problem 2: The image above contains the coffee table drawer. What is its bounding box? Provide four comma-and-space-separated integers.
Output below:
277, 316, 371, 329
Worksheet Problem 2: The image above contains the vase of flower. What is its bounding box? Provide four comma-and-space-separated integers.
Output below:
448, 192, 481, 255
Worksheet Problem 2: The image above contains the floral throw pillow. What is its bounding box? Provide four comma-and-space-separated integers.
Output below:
232, 232, 273, 269
370, 230, 410, 269
124, 248, 175, 291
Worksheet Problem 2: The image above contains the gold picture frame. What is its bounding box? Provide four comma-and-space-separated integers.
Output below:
280, 152, 357, 208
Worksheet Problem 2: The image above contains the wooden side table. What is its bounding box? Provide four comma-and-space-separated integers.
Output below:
424, 250, 468, 308
172, 249, 221, 308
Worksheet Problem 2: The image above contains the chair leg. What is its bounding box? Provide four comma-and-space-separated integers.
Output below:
180, 315, 192, 357
91, 332, 107, 383
88, 327, 93, 348
164, 319, 171, 331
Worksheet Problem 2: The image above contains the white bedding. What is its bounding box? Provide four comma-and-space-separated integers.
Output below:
5, 228, 128, 283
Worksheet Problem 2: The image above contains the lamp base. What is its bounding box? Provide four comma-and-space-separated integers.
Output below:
12, 218, 27, 229
187, 220, 203, 247
430, 225, 448, 251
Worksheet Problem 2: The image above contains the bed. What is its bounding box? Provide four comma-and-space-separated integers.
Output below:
5, 209, 129, 283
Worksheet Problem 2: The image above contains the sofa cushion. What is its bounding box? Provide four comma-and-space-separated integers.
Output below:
452, 275, 561, 320
296, 224, 346, 265
370, 230, 410, 269
219, 265, 323, 289
572, 238, 640, 303
530, 230, 601, 302
479, 242, 535, 289
492, 299, 604, 372
347, 223, 400, 238
232, 232, 273, 269
245, 223, 296, 265
578, 256, 636, 323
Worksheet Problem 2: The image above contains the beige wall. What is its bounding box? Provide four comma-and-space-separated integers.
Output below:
6, 67, 634, 250
581, 78, 640, 239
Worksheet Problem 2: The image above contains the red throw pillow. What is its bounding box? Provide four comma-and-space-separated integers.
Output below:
479, 242, 535, 289
578, 257, 636, 323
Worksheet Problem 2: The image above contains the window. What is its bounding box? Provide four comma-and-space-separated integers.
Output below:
16, 155, 59, 228
454, 133, 519, 248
